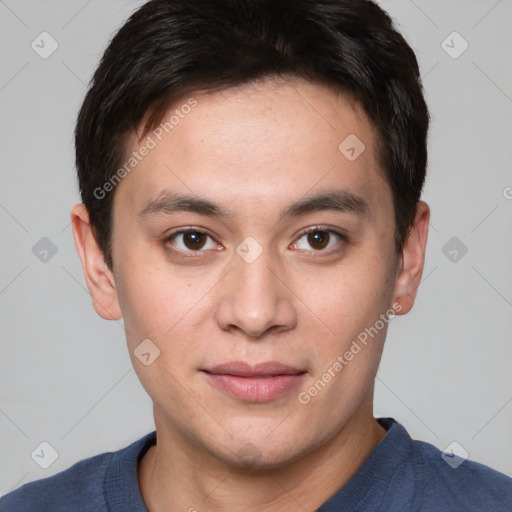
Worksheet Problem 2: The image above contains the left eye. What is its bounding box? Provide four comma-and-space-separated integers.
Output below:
168, 230, 218, 252
165, 227, 345, 255
293, 229, 343, 252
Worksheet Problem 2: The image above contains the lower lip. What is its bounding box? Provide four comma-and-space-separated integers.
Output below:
203, 372, 305, 402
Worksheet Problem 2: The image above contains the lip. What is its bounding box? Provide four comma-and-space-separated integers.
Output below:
202, 361, 307, 402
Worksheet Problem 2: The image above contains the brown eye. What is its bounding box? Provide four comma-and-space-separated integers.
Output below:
293, 228, 345, 253
307, 231, 330, 250
182, 232, 208, 250
167, 230, 217, 253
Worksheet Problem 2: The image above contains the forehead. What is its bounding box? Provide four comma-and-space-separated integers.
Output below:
114, 78, 387, 218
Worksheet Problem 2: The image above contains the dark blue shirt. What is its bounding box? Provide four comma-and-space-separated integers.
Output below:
2, 418, 511, 511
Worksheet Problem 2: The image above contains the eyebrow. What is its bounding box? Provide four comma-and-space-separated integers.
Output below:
280, 190, 368, 220
138, 189, 369, 221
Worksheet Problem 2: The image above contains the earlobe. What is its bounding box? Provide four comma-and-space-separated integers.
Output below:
392, 201, 430, 315
70, 204, 122, 321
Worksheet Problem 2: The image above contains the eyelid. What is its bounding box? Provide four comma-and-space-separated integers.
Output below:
291, 225, 348, 253
165, 226, 213, 239
164, 225, 348, 256
296, 224, 347, 238
164, 227, 221, 255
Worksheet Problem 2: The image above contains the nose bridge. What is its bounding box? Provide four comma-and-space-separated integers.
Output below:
215, 238, 297, 337
236, 250, 275, 306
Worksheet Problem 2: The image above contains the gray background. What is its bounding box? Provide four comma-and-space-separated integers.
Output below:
0, 0, 511, 495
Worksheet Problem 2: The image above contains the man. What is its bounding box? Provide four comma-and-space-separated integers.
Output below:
2, 0, 511, 510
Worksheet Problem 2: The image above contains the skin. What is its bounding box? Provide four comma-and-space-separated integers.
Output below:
71, 77, 429, 511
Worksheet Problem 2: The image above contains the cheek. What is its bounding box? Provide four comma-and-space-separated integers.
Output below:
296, 262, 392, 421
112, 238, 172, 330
114, 264, 209, 407
113, 247, 216, 361
306, 256, 394, 344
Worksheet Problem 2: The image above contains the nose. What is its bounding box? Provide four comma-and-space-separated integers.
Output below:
215, 245, 297, 338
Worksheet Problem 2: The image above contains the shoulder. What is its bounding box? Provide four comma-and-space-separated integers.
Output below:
0, 451, 112, 512
0, 432, 155, 512
408, 435, 512, 511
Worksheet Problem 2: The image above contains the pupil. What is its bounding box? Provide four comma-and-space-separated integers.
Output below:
185, 232, 205, 250
308, 231, 329, 250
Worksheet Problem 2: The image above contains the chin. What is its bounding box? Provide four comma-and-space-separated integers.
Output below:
204, 423, 319, 471
222, 443, 306, 471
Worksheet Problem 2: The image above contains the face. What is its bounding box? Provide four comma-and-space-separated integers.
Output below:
79, 78, 420, 468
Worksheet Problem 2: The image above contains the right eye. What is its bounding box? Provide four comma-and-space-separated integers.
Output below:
164, 228, 221, 254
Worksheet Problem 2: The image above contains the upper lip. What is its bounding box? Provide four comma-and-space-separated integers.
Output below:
203, 361, 306, 377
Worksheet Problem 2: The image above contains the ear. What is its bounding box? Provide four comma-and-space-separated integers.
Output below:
392, 201, 430, 315
70, 204, 122, 321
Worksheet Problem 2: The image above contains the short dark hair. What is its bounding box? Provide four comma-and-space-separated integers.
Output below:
75, 0, 429, 270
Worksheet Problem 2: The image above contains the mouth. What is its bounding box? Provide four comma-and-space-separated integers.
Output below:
201, 361, 307, 403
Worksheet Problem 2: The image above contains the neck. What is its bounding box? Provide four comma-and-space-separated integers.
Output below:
138, 400, 386, 512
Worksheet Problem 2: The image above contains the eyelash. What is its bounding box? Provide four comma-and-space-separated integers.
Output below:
163, 225, 348, 257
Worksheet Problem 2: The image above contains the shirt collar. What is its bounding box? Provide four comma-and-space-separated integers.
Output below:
104, 418, 411, 512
